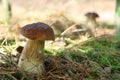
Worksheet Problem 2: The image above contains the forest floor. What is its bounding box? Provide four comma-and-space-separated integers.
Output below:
0, 0, 120, 80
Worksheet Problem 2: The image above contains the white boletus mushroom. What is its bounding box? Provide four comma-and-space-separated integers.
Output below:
84, 12, 99, 37
18, 22, 55, 74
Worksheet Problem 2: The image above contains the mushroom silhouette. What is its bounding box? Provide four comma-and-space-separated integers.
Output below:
84, 12, 99, 37
18, 22, 55, 74
85, 12, 99, 20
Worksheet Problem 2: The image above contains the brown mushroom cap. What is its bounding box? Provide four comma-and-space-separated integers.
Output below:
85, 12, 99, 19
20, 22, 55, 41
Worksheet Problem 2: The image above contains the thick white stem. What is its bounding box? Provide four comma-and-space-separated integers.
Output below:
18, 40, 45, 74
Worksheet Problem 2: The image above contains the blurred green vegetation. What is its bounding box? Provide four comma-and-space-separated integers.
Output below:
115, 0, 120, 40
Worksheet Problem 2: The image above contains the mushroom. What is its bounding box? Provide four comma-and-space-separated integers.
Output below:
18, 22, 55, 75
85, 12, 99, 21
84, 12, 99, 37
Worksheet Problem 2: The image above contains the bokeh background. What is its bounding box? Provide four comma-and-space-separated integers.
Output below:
0, 0, 116, 40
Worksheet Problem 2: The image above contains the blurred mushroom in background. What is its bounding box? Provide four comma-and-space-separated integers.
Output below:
84, 12, 99, 37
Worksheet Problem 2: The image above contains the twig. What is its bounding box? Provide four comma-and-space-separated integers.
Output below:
65, 35, 107, 50
0, 71, 17, 80
72, 28, 86, 33
61, 24, 76, 36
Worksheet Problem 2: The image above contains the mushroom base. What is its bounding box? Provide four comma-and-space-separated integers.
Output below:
18, 40, 45, 74
18, 59, 45, 74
